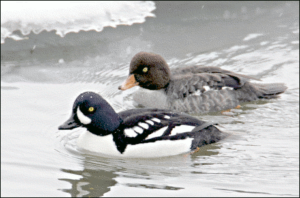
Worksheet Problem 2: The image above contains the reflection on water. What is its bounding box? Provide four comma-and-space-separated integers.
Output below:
59, 168, 117, 197
58, 143, 221, 197
57, 128, 222, 197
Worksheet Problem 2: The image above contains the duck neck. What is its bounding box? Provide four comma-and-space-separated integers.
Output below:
87, 112, 123, 136
164, 77, 175, 94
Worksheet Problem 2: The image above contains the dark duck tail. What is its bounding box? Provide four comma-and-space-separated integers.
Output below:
250, 82, 288, 99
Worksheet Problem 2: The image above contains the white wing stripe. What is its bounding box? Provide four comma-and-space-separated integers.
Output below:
222, 86, 234, 90
164, 115, 170, 119
170, 125, 195, 136
124, 128, 137, 137
203, 86, 210, 91
146, 126, 168, 140
138, 122, 149, 129
151, 118, 161, 123
133, 126, 143, 134
145, 120, 155, 125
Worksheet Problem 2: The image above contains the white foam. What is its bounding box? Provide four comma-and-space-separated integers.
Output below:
243, 33, 263, 41
224, 45, 248, 53
260, 41, 269, 46
1, 1, 156, 43
185, 52, 219, 65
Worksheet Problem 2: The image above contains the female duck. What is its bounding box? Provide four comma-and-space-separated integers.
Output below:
58, 92, 226, 158
119, 52, 287, 113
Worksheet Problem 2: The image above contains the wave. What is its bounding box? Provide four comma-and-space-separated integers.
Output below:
1, 1, 156, 44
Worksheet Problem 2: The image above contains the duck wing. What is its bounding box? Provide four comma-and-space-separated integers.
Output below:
113, 108, 223, 153
167, 66, 260, 100
172, 65, 260, 81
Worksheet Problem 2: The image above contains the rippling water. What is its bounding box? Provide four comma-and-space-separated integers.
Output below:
1, 1, 299, 197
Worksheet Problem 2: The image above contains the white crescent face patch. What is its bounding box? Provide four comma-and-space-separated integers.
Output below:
77, 107, 92, 125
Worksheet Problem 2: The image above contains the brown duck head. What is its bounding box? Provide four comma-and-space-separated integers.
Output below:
119, 52, 171, 90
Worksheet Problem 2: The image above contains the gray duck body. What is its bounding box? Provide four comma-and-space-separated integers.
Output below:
120, 52, 288, 114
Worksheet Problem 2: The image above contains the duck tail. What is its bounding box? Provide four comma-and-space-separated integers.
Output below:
253, 82, 288, 99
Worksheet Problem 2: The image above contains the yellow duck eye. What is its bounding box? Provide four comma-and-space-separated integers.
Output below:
88, 107, 94, 112
143, 67, 148, 73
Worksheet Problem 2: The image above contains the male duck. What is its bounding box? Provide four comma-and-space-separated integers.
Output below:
58, 92, 226, 158
119, 52, 287, 114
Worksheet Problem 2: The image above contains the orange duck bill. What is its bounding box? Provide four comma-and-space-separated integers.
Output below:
118, 74, 139, 90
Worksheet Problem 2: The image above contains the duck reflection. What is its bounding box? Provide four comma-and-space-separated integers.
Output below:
58, 142, 221, 197
59, 167, 117, 197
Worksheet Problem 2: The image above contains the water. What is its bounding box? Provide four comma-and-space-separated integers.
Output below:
1, 1, 299, 197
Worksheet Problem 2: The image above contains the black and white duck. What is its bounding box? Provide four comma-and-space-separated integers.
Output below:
58, 91, 226, 158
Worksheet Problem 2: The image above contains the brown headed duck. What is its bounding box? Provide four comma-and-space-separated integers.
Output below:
118, 52, 287, 114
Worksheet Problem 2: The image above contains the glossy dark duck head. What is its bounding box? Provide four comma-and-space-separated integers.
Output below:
58, 91, 122, 136
119, 52, 171, 90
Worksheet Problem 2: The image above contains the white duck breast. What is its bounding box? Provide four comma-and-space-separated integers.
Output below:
77, 131, 121, 156
124, 138, 193, 158
77, 130, 193, 158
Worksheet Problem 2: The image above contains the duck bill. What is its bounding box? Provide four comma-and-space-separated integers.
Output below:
58, 113, 81, 130
118, 74, 139, 90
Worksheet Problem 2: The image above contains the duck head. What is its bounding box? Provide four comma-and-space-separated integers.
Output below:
58, 92, 122, 136
119, 52, 171, 90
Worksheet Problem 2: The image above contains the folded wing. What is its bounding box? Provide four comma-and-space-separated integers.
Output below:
168, 66, 260, 100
